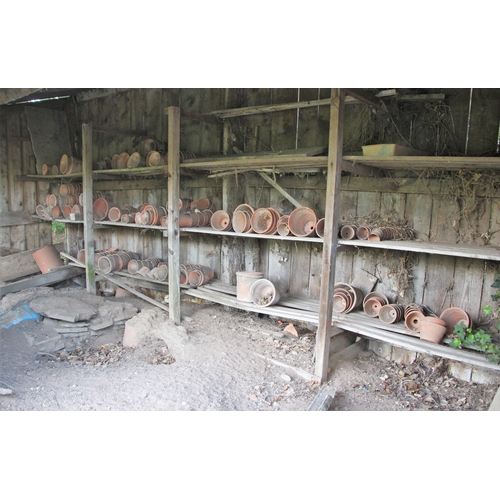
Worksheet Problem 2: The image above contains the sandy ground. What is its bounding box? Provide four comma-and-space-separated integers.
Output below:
0, 286, 499, 412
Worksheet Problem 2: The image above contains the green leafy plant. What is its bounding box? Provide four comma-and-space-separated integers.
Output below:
51, 221, 65, 234
449, 274, 500, 364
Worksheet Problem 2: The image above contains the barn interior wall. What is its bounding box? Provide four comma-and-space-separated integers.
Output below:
2, 88, 500, 327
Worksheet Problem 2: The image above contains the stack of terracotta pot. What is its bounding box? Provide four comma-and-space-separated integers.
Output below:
59, 154, 82, 175
169, 197, 215, 228
95, 249, 141, 275
36, 183, 96, 220
179, 264, 215, 287
339, 223, 415, 241
126, 257, 169, 281
332, 282, 364, 313
210, 203, 322, 238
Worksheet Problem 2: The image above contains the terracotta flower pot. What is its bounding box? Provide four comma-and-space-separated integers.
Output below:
363, 296, 386, 317
379, 304, 405, 324
439, 307, 471, 335
249, 278, 280, 307
420, 317, 447, 344
32, 244, 64, 274
340, 225, 357, 240
236, 271, 264, 302
211, 210, 232, 231
288, 206, 317, 237
251, 208, 275, 234
356, 225, 375, 240
232, 210, 253, 233
315, 218, 325, 238
405, 310, 426, 333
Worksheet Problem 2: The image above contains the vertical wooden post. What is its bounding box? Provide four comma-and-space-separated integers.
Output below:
314, 89, 345, 382
82, 123, 96, 294
167, 106, 181, 324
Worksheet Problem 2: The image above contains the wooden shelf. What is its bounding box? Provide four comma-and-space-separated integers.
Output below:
338, 238, 500, 261
184, 281, 500, 373
180, 226, 323, 243
94, 221, 166, 231
343, 155, 500, 171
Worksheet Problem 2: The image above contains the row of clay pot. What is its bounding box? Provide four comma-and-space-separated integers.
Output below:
96, 250, 141, 274
210, 204, 323, 238
363, 293, 471, 344
126, 257, 169, 281
95, 148, 199, 170
179, 264, 215, 287
340, 224, 415, 241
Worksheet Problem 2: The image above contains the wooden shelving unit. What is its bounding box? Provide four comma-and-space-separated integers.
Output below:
50, 92, 500, 383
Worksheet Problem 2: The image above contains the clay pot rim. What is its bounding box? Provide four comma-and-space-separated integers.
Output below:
363, 291, 389, 306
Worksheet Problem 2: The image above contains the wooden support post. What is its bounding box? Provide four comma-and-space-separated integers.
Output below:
82, 123, 96, 295
314, 89, 345, 382
167, 106, 181, 324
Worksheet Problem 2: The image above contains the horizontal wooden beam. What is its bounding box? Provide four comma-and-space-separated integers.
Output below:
341, 160, 384, 177
0, 265, 84, 297
0, 211, 39, 227
179, 109, 222, 126
93, 126, 148, 136
398, 93, 446, 102
203, 90, 395, 119
75, 89, 132, 103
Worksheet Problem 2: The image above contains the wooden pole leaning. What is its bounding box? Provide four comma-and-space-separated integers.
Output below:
167, 106, 181, 324
82, 123, 96, 295
314, 89, 345, 382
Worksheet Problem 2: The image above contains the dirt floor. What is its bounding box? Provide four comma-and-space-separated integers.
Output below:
0, 283, 499, 411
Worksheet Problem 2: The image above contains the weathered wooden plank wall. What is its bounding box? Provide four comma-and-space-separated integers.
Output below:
0, 108, 52, 255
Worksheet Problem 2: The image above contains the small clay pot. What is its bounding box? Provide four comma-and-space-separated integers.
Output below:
340, 225, 357, 240
405, 310, 426, 333
211, 210, 232, 231
420, 317, 447, 344
249, 279, 280, 307
439, 307, 471, 335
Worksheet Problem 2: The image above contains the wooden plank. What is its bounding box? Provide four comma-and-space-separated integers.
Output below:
254, 354, 320, 383
0, 265, 84, 297
450, 258, 485, 323
199, 88, 225, 155
0, 247, 40, 281
307, 384, 336, 410
75, 88, 132, 103
258, 172, 302, 208
205, 91, 391, 119
297, 88, 321, 150
422, 254, 455, 315
179, 88, 201, 153
362, 144, 431, 156
99, 273, 170, 314
329, 338, 368, 369
430, 193, 460, 243
315, 89, 345, 382
345, 89, 382, 109
467, 89, 500, 156
82, 123, 96, 294
0, 211, 37, 227
167, 106, 181, 324
343, 156, 500, 171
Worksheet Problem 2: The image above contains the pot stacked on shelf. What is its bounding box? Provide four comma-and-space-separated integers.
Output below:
339, 223, 415, 241
210, 204, 323, 238
36, 184, 112, 221
361, 291, 471, 345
